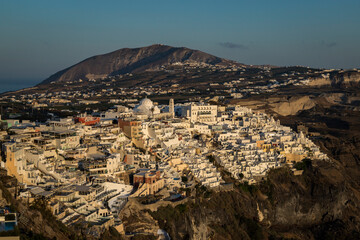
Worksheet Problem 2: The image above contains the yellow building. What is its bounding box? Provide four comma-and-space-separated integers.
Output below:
285, 153, 306, 163
4, 143, 25, 183
118, 119, 145, 148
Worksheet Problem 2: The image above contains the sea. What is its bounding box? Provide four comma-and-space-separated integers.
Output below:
0, 79, 40, 94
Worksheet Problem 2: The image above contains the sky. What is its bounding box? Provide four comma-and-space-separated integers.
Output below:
0, 0, 360, 91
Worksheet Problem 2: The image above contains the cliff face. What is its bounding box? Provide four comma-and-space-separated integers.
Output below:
308, 71, 360, 87
259, 163, 360, 239
149, 190, 262, 240
270, 96, 316, 116
146, 160, 360, 240
40, 44, 240, 85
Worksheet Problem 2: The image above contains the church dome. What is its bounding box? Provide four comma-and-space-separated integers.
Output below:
139, 98, 154, 108
134, 98, 160, 116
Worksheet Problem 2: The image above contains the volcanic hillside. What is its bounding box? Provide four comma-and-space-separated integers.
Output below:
40, 44, 242, 85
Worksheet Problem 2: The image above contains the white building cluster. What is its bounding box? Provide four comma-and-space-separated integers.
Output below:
0, 97, 329, 236
211, 106, 328, 183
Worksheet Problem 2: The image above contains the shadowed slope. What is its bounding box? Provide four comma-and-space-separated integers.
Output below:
39, 44, 241, 85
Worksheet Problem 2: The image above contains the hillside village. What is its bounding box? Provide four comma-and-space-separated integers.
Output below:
0, 97, 329, 237
1, 1, 359, 237
1, 63, 345, 112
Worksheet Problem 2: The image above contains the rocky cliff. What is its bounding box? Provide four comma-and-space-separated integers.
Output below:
270, 96, 316, 116
145, 159, 360, 240
308, 70, 360, 87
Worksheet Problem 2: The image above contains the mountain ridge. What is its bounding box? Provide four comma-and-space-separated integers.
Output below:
39, 44, 244, 85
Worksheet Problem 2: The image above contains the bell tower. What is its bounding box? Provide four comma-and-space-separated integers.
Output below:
169, 98, 174, 117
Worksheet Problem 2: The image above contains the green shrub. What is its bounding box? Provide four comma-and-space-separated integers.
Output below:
237, 181, 257, 194
175, 204, 187, 213
294, 158, 312, 171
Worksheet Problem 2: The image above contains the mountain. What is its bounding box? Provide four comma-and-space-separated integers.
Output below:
39, 44, 243, 85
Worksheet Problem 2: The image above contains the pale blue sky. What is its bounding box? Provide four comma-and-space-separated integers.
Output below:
0, 0, 359, 90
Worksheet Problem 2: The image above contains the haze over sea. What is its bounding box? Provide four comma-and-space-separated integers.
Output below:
0, 79, 39, 94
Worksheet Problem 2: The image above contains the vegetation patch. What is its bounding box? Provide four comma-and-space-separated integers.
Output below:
294, 158, 312, 171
